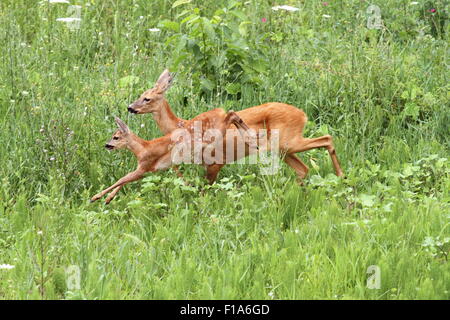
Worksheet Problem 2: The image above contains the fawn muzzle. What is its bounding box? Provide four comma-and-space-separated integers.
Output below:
105, 144, 114, 150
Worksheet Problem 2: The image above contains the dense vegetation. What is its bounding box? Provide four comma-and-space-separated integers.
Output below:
0, 0, 448, 299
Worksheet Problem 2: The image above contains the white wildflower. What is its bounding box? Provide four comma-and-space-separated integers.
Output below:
272, 5, 300, 12
322, 14, 331, 18
37, 230, 44, 235
21, 91, 29, 96
48, 0, 70, 4
140, 123, 145, 128
148, 28, 161, 32
410, 2, 419, 5
0, 264, 15, 270
56, 17, 81, 23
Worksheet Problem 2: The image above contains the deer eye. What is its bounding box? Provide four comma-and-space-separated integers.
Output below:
143, 97, 151, 102
113, 137, 119, 140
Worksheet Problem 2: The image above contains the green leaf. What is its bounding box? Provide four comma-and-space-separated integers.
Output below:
127, 199, 144, 208
172, 0, 191, 9
176, 9, 192, 19
118, 75, 139, 88
357, 194, 376, 207
411, 86, 419, 100
202, 17, 216, 40
238, 21, 251, 37
158, 20, 180, 32
401, 90, 410, 100
403, 102, 420, 119
225, 83, 241, 95
181, 14, 200, 25
123, 233, 147, 248
230, 10, 247, 21
200, 78, 215, 91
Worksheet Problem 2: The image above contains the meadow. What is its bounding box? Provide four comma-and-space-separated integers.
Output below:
0, 0, 448, 299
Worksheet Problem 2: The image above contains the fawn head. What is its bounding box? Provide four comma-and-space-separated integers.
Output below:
105, 117, 131, 150
128, 69, 174, 114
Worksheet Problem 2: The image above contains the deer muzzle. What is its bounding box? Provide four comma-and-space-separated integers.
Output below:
128, 105, 138, 114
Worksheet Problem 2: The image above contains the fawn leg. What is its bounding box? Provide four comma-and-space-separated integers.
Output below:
172, 165, 192, 186
290, 135, 343, 177
91, 169, 144, 202
227, 111, 259, 150
206, 164, 223, 184
173, 165, 183, 178
284, 154, 309, 183
105, 186, 122, 204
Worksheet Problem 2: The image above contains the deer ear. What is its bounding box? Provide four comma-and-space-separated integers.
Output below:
115, 117, 130, 134
155, 69, 174, 93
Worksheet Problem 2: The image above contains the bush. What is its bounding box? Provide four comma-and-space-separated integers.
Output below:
159, 0, 268, 95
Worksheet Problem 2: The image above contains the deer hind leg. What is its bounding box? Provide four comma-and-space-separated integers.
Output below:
226, 111, 258, 150
289, 135, 344, 177
284, 154, 309, 183
206, 164, 223, 184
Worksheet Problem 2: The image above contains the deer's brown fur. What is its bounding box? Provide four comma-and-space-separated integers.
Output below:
91, 109, 254, 204
128, 70, 344, 183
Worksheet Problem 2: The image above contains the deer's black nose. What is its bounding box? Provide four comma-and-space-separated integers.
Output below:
128, 106, 137, 114
105, 144, 114, 150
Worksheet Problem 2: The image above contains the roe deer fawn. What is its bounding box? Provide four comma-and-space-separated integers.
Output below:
91, 110, 255, 204
128, 69, 344, 183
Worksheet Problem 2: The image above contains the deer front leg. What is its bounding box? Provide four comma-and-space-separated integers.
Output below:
90, 169, 144, 202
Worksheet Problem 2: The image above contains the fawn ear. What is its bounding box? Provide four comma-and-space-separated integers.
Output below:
115, 117, 130, 134
155, 69, 174, 93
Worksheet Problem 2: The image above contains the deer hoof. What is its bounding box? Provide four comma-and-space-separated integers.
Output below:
90, 194, 101, 202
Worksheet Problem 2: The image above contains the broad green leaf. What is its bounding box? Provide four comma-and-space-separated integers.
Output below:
200, 78, 215, 91
202, 17, 216, 40
401, 90, 410, 100
403, 102, 420, 119
238, 21, 251, 37
176, 9, 192, 19
230, 10, 246, 21
357, 194, 376, 207
158, 20, 180, 33
172, 0, 191, 9
225, 83, 241, 95
118, 75, 139, 88
181, 14, 200, 25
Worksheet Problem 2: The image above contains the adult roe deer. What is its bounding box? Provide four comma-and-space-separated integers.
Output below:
128, 69, 344, 183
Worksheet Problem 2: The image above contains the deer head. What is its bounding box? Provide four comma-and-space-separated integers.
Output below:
127, 69, 174, 115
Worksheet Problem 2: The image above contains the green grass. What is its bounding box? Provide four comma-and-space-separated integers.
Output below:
0, 0, 449, 299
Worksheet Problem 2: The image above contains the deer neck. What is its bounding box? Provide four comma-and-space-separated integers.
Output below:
153, 99, 185, 134
126, 133, 148, 157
